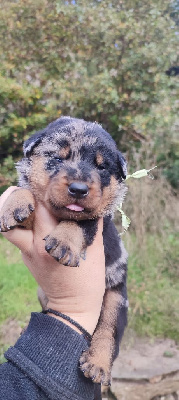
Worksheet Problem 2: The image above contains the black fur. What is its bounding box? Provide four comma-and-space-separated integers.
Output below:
77, 219, 99, 247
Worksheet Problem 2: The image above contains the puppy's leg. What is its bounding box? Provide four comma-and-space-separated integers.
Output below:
80, 216, 128, 385
37, 286, 48, 310
79, 288, 121, 385
0, 188, 35, 231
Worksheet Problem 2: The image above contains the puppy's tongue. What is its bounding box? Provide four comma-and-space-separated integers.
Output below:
65, 204, 84, 212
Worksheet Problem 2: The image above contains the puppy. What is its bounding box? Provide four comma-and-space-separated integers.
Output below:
0, 117, 128, 386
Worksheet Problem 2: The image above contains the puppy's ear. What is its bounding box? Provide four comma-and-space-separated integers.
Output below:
23, 129, 46, 157
117, 151, 127, 180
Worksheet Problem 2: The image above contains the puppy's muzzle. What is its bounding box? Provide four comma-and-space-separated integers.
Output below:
68, 182, 89, 199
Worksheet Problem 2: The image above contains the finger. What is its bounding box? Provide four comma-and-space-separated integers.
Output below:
0, 186, 18, 210
2, 226, 33, 253
0, 186, 33, 252
33, 203, 58, 239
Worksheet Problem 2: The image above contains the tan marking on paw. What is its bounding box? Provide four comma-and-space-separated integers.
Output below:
44, 222, 85, 267
80, 337, 113, 385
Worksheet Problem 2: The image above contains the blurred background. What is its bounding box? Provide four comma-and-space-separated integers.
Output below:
0, 0, 178, 393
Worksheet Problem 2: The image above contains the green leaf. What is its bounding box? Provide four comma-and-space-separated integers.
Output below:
126, 166, 157, 180
117, 205, 131, 234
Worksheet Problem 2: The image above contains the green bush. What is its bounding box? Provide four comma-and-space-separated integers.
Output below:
0, 0, 178, 187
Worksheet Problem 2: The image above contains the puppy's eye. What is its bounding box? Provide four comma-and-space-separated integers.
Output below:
47, 157, 63, 170
97, 164, 105, 170
53, 157, 63, 162
95, 159, 106, 170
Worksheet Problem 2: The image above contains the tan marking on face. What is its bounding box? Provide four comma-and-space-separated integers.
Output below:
45, 171, 69, 211
95, 176, 119, 216
59, 145, 71, 159
44, 169, 102, 220
28, 149, 119, 221
29, 156, 50, 201
96, 151, 104, 166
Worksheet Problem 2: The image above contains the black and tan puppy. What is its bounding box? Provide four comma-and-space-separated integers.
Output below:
0, 117, 128, 386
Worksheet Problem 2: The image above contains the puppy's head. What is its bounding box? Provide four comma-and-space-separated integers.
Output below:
17, 117, 127, 220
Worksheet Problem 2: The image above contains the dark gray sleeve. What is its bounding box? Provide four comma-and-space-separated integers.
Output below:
0, 313, 95, 400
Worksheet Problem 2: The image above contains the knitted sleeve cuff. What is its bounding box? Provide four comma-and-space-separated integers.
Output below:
5, 312, 95, 400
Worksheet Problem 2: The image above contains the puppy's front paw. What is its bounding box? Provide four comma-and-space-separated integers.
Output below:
44, 234, 80, 267
43, 222, 85, 267
0, 204, 34, 232
79, 345, 112, 386
0, 189, 35, 232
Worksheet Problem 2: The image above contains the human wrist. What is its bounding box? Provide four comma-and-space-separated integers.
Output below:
44, 309, 92, 339
47, 312, 83, 334
46, 298, 101, 335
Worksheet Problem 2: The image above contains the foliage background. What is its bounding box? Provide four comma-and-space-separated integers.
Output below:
0, 0, 178, 189
0, 0, 179, 351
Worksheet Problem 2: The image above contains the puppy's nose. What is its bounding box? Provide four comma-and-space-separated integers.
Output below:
68, 182, 89, 198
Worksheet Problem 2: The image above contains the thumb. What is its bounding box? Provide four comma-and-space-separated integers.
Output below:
33, 203, 58, 240
0, 187, 33, 252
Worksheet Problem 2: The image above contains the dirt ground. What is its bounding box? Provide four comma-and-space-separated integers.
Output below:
113, 329, 179, 380
104, 329, 179, 400
0, 319, 22, 346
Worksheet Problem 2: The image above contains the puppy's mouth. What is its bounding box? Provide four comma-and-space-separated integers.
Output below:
64, 203, 92, 214
49, 199, 92, 214
65, 204, 84, 212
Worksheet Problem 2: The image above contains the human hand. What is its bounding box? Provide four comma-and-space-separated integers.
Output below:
0, 187, 105, 335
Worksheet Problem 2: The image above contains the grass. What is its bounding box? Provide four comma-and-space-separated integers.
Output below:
0, 238, 39, 323
0, 228, 179, 363
124, 231, 179, 341
0, 237, 39, 362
